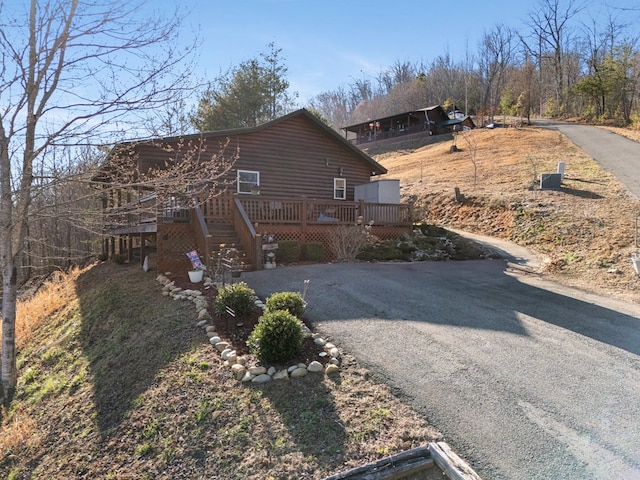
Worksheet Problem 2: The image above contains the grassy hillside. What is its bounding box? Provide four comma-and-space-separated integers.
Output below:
373, 126, 640, 304
0, 263, 440, 479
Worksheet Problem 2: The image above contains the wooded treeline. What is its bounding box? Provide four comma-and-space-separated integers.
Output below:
307, 0, 640, 129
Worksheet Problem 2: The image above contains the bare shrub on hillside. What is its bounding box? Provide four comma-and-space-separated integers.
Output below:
329, 221, 375, 261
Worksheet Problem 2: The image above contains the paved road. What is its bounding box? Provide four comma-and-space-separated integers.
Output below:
244, 251, 640, 480
535, 119, 640, 199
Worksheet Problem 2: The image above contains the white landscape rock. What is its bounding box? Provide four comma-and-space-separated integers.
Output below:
325, 364, 340, 375
290, 367, 308, 378
273, 369, 289, 381
231, 364, 247, 380
248, 366, 267, 376
252, 374, 272, 383
220, 348, 234, 360
307, 361, 323, 373
215, 341, 230, 353
313, 338, 326, 346
209, 336, 221, 345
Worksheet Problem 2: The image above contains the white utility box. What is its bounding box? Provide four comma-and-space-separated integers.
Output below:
354, 179, 400, 204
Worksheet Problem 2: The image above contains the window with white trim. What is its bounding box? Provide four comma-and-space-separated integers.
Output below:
334, 178, 346, 200
237, 170, 260, 194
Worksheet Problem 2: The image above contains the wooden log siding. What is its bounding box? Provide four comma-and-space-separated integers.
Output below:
218, 114, 377, 201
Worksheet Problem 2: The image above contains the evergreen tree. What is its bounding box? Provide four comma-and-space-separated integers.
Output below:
191, 43, 297, 131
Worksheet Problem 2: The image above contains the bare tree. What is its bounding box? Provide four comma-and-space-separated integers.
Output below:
478, 24, 516, 124
523, 0, 585, 115
0, 0, 199, 402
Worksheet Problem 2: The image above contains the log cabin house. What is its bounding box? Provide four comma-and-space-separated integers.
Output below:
96, 108, 413, 273
342, 105, 475, 148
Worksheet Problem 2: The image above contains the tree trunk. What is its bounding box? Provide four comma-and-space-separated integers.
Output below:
1, 263, 17, 403
0, 125, 18, 403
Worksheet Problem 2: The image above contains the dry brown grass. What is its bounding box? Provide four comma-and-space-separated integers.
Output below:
11, 266, 85, 348
598, 125, 640, 142
376, 126, 640, 303
0, 406, 39, 454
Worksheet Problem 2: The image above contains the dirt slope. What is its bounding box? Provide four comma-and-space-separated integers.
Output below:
373, 126, 640, 304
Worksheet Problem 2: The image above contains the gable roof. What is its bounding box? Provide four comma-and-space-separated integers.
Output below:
106, 108, 387, 175
341, 105, 447, 133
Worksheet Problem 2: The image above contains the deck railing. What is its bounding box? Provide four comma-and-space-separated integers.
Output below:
104, 193, 159, 233
234, 195, 411, 227
232, 197, 262, 270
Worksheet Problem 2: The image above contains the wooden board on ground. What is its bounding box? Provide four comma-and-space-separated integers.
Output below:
322, 442, 481, 480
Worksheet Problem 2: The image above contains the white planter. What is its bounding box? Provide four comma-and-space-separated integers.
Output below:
188, 269, 203, 283
264, 262, 276, 269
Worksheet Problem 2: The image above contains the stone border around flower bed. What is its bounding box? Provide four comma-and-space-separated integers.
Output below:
156, 274, 341, 383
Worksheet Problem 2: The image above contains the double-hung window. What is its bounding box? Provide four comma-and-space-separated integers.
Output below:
334, 178, 346, 200
237, 170, 260, 194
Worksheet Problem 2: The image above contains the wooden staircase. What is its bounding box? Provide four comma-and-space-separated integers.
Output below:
208, 223, 253, 271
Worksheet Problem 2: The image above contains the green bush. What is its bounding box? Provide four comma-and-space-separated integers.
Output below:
301, 242, 325, 262
265, 291, 305, 317
356, 242, 404, 261
248, 310, 304, 364
276, 240, 301, 263
214, 282, 256, 317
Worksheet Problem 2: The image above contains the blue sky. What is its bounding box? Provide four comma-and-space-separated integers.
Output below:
171, 0, 640, 103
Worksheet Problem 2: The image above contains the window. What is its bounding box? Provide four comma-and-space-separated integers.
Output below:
237, 170, 260, 194
334, 178, 346, 200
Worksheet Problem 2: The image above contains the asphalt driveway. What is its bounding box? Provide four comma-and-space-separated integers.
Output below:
535, 119, 640, 199
243, 245, 640, 480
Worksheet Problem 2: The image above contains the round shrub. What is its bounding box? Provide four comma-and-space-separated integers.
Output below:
214, 282, 256, 317
265, 291, 305, 317
276, 240, 301, 264
247, 310, 304, 364
301, 242, 325, 262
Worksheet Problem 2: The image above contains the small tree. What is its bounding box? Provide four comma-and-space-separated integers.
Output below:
190, 43, 298, 131
0, 0, 198, 402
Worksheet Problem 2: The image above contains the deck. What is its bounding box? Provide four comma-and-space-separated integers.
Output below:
103, 192, 413, 272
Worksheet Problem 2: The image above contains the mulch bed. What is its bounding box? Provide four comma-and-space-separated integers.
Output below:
168, 274, 331, 367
